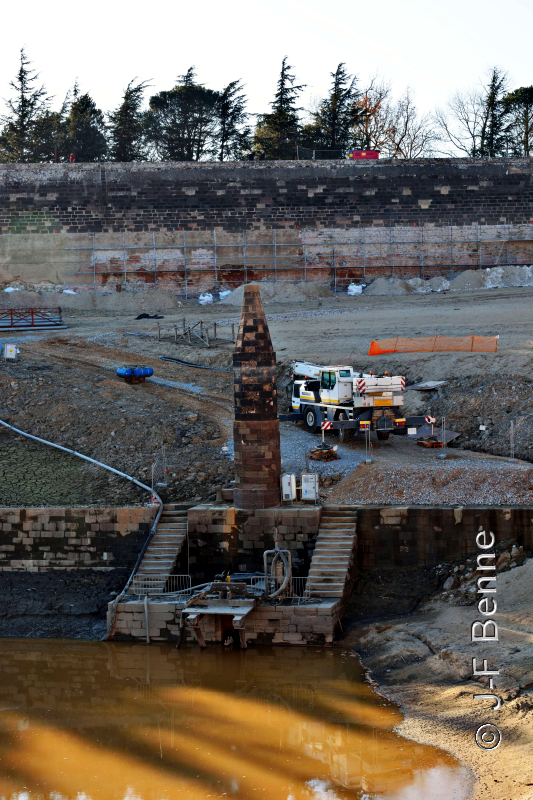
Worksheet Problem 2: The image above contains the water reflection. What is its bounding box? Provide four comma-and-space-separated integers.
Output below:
0, 641, 471, 800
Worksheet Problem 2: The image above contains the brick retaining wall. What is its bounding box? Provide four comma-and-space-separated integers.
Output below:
357, 506, 533, 570
1, 158, 532, 290
1, 159, 532, 234
0, 506, 157, 571
185, 505, 322, 583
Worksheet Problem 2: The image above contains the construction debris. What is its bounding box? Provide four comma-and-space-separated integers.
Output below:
309, 444, 340, 462
158, 319, 236, 347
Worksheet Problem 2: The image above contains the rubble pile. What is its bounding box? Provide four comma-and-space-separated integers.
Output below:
330, 458, 533, 505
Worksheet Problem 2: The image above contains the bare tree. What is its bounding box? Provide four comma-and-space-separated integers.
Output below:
434, 90, 484, 156
385, 88, 438, 158
435, 68, 509, 157
353, 78, 395, 151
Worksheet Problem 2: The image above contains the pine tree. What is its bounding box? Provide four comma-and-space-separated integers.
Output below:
479, 68, 509, 157
63, 86, 108, 161
146, 67, 219, 161
108, 80, 150, 162
0, 48, 50, 162
303, 64, 363, 154
504, 86, 533, 156
216, 80, 251, 161
254, 57, 304, 159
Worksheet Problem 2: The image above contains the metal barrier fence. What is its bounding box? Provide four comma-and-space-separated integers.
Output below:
64, 225, 533, 296
131, 575, 192, 597
0, 307, 64, 330
131, 574, 309, 600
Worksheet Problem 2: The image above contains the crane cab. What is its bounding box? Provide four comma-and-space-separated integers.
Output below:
319, 367, 354, 404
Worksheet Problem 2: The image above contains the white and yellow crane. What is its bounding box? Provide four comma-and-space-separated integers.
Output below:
281, 361, 425, 442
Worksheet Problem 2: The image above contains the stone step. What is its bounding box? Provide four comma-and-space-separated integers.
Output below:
306, 582, 345, 591
309, 568, 348, 577
160, 512, 188, 518
312, 555, 352, 564
316, 538, 353, 543
156, 522, 187, 529
314, 543, 353, 549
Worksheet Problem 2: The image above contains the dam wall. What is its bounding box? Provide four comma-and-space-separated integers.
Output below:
1, 159, 532, 292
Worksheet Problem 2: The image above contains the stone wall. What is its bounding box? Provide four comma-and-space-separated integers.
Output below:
113, 597, 340, 646
1, 159, 532, 234
357, 506, 533, 570
0, 506, 156, 571
185, 505, 322, 583
1, 159, 532, 290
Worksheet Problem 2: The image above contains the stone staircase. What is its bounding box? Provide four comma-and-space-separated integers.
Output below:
305, 506, 358, 598
130, 504, 189, 595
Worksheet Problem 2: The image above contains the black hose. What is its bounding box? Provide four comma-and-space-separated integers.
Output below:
159, 356, 232, 374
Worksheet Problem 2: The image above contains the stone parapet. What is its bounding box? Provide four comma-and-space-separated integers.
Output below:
0, 506, 156, 571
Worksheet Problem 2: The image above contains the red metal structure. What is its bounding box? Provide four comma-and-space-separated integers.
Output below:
347, 150, 380, 159
0, 307, 65, 330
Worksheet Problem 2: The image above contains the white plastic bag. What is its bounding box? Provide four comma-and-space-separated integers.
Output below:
219, 289, 232, 300
347, 282, 365, 296
198, 293, 213, 305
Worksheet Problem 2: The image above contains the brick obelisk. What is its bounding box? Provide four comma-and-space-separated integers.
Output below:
233, 284, 281, 509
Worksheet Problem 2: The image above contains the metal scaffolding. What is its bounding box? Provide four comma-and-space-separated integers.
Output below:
63, 224, 533, 296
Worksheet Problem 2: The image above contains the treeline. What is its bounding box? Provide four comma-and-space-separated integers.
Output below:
0, 50, 531, 163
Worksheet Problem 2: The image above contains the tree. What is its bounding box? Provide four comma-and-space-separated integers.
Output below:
434, 90, 484, 156
63, 85, 108, 161
478, 68, 509, 157
300, 63, 363, 155
504, 86, 533, 156
385, 88, 438, 158
215, 80, 251, 161
0, 48, 50, 162
351, 78, 395, 151
146, 67, 219, 161
108, 79, 150, 162
435, 68, 509, 157
254, 57, 304, 159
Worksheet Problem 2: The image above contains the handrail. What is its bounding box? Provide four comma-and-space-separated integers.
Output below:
0, 417, 163, 640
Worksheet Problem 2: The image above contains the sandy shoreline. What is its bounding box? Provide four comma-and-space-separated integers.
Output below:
346, 558, 533, 800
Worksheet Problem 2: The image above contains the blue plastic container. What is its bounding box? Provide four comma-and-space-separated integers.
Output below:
133, 366, 153, 378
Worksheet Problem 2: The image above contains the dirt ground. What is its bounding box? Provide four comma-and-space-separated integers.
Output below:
2, 283, 533, 506
343, 556, 533, 800
2, 283, 533, 799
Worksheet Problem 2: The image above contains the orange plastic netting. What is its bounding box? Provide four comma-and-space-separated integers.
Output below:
368, 335, 499, 355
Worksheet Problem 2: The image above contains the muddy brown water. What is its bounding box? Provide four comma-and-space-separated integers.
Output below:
0, 641, 472, 799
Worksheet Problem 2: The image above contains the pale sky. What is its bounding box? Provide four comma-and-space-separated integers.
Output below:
1, 0, 531, 119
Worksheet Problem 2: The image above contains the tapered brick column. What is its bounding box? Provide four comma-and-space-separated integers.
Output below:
233, 284, 281, 509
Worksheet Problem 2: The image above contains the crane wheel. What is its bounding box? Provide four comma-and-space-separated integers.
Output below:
336, 412, 353, 443
303, 407, 320, 433
376, 430, 390, 441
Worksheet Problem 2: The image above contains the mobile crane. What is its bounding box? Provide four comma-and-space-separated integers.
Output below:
279, 361, 426, 442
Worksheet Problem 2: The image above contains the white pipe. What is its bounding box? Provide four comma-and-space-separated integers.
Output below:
0, 417, 163, 640
144, 594, 150, 644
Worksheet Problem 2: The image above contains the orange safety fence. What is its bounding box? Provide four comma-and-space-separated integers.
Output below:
369, 335, 499, 355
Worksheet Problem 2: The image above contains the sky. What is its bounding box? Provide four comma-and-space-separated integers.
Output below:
0, 0, 531, 119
